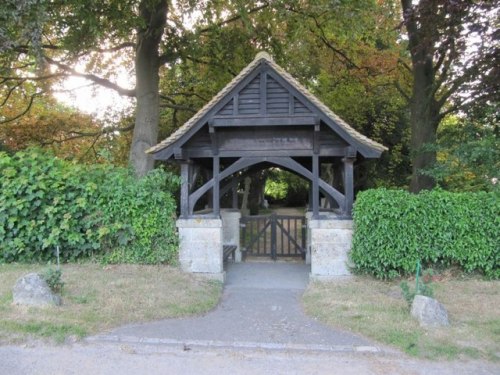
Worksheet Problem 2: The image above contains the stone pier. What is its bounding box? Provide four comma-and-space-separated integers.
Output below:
176, 218, 225, 281
309, 218, 353, 280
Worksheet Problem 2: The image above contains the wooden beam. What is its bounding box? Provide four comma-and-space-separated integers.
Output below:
188, 156, 346, 214
188, 164, 200, 193
174, 147, 185, 160
260, 72, 267, 115
180, 161, 190, 218
343, 157, 355, 216
313, 123, 320, 154
312, 154, 319, 219
233, 94, 238, 116
180, 147, 346, 158
213, 156, 220, 216
211, 116, 317, 127
209, 124, 218, 156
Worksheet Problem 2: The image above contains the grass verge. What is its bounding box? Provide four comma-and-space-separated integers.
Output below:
302, 275, 499, 361
0, 263, 221, 344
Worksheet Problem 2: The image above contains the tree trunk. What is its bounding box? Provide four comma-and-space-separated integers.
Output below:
248, 173, 261, 215
402, 0, 439, 193
129, 0, 167, 177
409, 90, 439, 192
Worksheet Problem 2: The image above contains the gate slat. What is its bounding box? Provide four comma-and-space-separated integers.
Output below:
241, 213, 305, 258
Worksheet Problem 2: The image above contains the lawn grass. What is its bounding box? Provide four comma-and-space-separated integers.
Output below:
0, 263, 221, 344
302, 275, 500, 361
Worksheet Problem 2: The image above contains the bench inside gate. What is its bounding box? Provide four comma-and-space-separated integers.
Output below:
223, 244, 237, 262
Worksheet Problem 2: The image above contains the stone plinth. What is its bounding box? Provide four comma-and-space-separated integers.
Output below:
176, 218, 224, 281
309, 219, 353, 280
220, 209, 242, 262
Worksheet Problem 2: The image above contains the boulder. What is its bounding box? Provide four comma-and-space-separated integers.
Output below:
12, 273, 61, 307
411, 295, 449, 327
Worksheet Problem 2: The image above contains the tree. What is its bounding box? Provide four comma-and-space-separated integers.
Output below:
422, 104, 499, 192
399, 0, 499, 192
277, 0, 411, 189
1, 0, 272, 177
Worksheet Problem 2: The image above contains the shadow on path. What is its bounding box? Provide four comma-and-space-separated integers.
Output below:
90, 263, 377, 352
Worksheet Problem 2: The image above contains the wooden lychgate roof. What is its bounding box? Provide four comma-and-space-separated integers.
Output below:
147, 52, 387, 159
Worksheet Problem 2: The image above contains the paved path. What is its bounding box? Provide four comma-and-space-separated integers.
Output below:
91, 262, 375, 352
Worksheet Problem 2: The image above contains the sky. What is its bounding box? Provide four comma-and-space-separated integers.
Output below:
53, 61, 134, 121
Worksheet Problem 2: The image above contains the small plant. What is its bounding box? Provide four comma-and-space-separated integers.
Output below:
41, 268, 64, 294
400, 275, 434, 308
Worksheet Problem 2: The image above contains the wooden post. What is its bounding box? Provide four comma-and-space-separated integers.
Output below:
342, 157, 355, 216
213, 155, 220, 216
312, 154, 319, 218
180, 161, 190, 218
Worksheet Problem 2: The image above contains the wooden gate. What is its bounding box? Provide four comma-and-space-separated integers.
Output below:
240, 213, 306, 259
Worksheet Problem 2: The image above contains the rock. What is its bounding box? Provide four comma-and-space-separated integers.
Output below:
411, 295, 449, 327
12, 273, 61, 307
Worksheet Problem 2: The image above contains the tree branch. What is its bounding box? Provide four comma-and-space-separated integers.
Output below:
171, 91, 209, 102
0, 81, 25, 107
397, 58, 412, 73
198, 3, 270, 33
0, 92, 41, 124
184, 55, 238, 76
394, 81, 411, 102
44, 56, 136, 97
67, 124, 134, 138
286, 6, 359, 69
159, 102, 196, 112
158, 51, 180, 66
0, 73, 67, 82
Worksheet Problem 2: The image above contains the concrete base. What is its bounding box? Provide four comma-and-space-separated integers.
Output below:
193, 272, 226, 282
177, 218, 224, 279
309, 219, 353, 277
220, 209, 242, 262
309, 274, 353, 282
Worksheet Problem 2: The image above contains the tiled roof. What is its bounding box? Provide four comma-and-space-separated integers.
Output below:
147, 52, 387, 155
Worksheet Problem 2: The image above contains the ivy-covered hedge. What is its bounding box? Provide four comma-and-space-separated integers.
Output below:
0, 149, 179, 264
351, 188, 499, 279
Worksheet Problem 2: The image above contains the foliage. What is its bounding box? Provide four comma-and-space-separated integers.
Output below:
0, 93, 119, 162
422, 106, 499, 192
400, 280, 434, 308
351, 188, 499, 279
264, 169, 309, 206
264, 170, 288, 202
0, 149, 179, 264
98, 167, 180, 264
41, 268, 64, 294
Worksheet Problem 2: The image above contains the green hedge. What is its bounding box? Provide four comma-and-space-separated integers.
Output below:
0, 149, 179, 264
351, 188, 499, 279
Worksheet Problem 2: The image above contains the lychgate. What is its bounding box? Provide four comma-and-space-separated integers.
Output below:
147, 52, 386, 280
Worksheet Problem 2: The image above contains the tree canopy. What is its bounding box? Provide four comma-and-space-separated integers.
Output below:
1, 0, 497, 192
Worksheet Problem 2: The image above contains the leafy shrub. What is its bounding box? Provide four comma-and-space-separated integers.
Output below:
400, 267, 434, 307
351, 188, 499, 279
0, 149, 101, 261
0, 149, 179, 264
98, 168, 179, 264
41, 268, 64, 294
